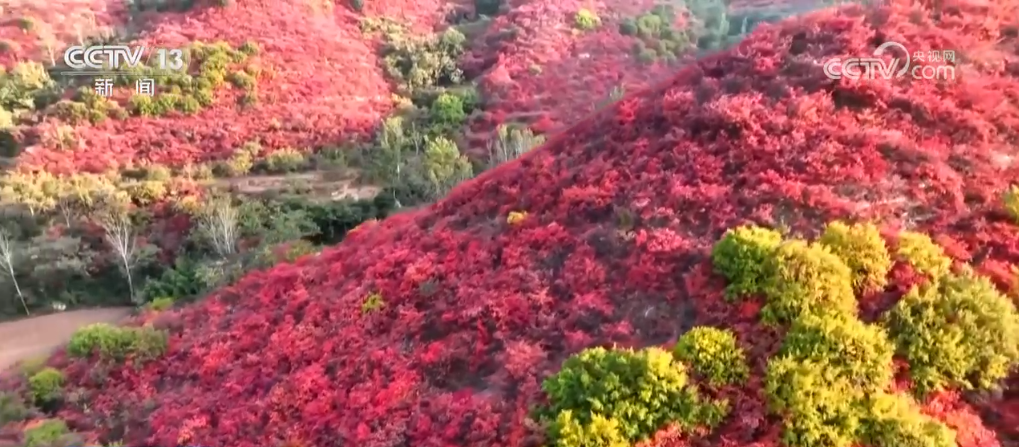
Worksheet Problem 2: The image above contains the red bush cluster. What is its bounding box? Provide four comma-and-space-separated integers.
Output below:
0, 0, 129, 69
461, 0, 681, 151
14, 0, 399, 173
14, 0, 1019, 445
459, 0, 837, 153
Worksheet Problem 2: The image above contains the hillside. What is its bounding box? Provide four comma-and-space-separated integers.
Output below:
0, 0, 1017, 446
4, 0, 400, 173
0, 0, 811, 323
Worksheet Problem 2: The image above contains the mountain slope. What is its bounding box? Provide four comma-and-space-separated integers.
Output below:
10, 0, 1019, 445
11, 0, 399, 173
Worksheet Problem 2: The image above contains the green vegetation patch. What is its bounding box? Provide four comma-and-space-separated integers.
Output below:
573, 9, 601, 31
711, 225, 783, 300
818, 221, 892, 293
760, 240, 857, 324
0, 61, 57, 130
778, 314, 894, 393
673, 326, 749, 387
28, 367, 64, 405
895, 231, 952, 280
115, 40, 257, 118
67, 323, 169, 362
712, 224, 968, 447
361, 291, 385, 313
536, 346, 728, 446
882, 272, 1019, 395
0, 392, 29, 425
23, 419, 70, 447
618, 5, 694, 64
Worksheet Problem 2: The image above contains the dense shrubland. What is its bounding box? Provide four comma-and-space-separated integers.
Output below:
543, 220, 1018, 447
0, 22, 541, 316
1, 0, 1018, 446
0, 168, 398, 316
354, 17, 547, 204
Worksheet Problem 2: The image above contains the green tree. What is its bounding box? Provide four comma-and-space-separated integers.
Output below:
423, 136, 472, 197
0, 61, 52, 112
22, 235, 92, 309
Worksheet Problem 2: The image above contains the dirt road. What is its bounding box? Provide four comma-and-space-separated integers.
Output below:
0, 308, 133, 371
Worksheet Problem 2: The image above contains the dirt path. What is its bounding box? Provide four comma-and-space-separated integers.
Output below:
0, 308, 133, 372
207, 170, 381, 202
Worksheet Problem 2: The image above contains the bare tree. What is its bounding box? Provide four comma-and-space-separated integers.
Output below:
0, 228, 28, 315
486, 124, 546, 168
98, 208, 141, 303
197, 194, 239, 258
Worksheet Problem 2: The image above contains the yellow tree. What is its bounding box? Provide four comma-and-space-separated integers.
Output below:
0, 170, 59, 216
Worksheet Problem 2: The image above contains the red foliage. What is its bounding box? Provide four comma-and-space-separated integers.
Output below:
14, 0, 405, 173
0, 0, 129, 69
461, 0, 681, 151
11, 0, 1019, 445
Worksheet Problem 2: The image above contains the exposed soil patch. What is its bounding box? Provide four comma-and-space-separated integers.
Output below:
0, 307, 132, 371
208, 170, 382, 202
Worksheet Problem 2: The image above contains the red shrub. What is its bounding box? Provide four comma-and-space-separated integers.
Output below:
14, 0, 406, 173
13, 0, 1019, 445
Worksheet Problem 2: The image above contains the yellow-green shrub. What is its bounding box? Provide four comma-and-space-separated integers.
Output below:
760, 240, 857, 324
23, 419, 69, 447
673, 326, 749, 386
128, 94, 156, 116
537, 346, 728, 444
818, 221, 891, 292
28, 367, 63, 404
550, 411, 628, 447
283, 239, 318, 261
882, 273, 1019, 395
362, 292, 385, 313
147, 296, 175, 311
778, 313, 893, 393
1004, 184, 1019, 224
764, 357, 864, 447
0, 392, 28, 425
219, 148, 253, 177
896, 231, 951, 280
67, 323, 169, 362
858, 393, 955, 447
574, 9, 601, 30
506, 211, 527, 225
126, 180, 167, 205
229, 71, 256, 90
264, 147, 307, 173
711, 225, 783, 299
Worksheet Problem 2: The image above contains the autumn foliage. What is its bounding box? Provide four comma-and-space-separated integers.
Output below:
2, 0, 1019, 446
